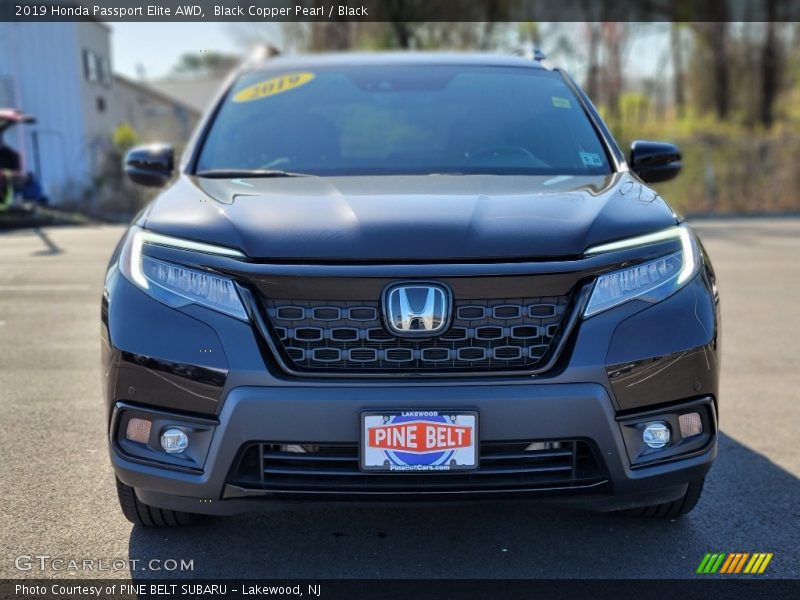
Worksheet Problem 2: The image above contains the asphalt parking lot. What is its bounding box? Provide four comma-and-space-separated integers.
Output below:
0, 219, 798, 579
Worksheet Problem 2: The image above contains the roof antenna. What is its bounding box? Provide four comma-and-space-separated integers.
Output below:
515, 42, 547, 62
243, 43, 281, 69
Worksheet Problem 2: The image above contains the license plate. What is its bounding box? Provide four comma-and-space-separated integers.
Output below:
360, 410, 478, 472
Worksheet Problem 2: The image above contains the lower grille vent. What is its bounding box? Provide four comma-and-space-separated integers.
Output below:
228, 440, 604, 494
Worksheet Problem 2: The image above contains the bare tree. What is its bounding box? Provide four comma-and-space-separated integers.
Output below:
169, 51, 242, 79
760, 2, 782, 128
670, 23, 686, 118
226, 22, 285, 52
601, 23, 628, 121
518, 22, 541, 48
585, 23, 602, 100
388, 22, 415, 48
710, 22, 730, 120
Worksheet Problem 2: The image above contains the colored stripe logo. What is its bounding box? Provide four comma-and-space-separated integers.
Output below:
697, 553, 773, 574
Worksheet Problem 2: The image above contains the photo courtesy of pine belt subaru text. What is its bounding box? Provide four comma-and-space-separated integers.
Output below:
102, 51, 720, 526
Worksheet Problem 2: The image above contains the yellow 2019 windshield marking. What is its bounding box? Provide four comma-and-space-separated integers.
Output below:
233, 72, 315, 103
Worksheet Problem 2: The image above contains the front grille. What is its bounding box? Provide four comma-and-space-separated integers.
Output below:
227, 440, 604, 494
261, 296, 571, 373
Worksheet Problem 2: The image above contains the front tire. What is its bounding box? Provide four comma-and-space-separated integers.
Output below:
621, 478, 705, 518
115, 477, 201, 527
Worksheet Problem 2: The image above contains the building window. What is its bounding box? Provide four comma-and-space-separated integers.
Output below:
99, 57, 112, 88
96, 96, 106, 113
83, 49, 111, 86
83, 49, 98, 83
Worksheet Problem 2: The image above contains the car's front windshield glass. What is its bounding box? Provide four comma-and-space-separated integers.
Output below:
196, 64, 612, 177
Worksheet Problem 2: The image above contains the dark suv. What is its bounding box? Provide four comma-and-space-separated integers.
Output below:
103, 52, 719, 526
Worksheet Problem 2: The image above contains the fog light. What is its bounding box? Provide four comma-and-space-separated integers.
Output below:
679, 412, 703, 438
125, 418, 151, 444
642, 422, 671, 449
160, 428, 189, 454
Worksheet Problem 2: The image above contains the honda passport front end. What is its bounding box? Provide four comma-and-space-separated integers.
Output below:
102, 53, 720, 526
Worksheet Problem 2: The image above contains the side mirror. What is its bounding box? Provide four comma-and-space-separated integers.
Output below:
629, 140, 682, 184
124, 144, 174, 187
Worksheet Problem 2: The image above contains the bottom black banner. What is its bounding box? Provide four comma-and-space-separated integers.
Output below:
2, 579, 799, 600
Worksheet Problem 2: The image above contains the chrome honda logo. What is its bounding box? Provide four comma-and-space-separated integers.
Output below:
383, 283, 451, 337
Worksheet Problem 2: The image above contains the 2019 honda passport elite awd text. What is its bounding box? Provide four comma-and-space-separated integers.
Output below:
102, 53, 720, 526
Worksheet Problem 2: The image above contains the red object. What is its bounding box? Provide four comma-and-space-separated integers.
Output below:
368, 421, 472, 453
0, 109, 35, 134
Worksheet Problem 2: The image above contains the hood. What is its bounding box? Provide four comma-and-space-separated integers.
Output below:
142, 173, 678, 261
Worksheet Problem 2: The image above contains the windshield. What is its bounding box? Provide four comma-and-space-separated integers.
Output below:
196, 64, 612, 177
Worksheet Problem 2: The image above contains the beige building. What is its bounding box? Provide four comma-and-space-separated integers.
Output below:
112, 75, 200, 149
152, 78, 226, 116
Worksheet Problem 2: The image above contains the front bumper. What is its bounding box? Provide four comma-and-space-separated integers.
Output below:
110, 385, 717, 515
102, 243, 720, 514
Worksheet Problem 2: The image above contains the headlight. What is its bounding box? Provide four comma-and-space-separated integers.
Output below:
584, 225, 699, 317
119, 226, 248, 320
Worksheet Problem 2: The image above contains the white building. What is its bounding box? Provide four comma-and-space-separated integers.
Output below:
0, 22, 199, 204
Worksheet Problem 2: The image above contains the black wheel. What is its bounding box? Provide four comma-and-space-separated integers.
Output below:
115, 477, 202, 527
621, 478, 705, 518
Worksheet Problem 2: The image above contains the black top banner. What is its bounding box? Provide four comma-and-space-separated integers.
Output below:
3, 0, 800, 22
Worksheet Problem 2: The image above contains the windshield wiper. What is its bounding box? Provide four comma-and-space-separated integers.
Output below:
195, 169, 313, 179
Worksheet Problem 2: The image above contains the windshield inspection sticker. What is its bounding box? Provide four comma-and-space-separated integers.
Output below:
580, 152, 603, 167
233, 72, 315, 103
552, 96, 572, 109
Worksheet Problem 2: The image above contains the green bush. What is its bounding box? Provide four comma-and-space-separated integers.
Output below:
609, 111, 800, 215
